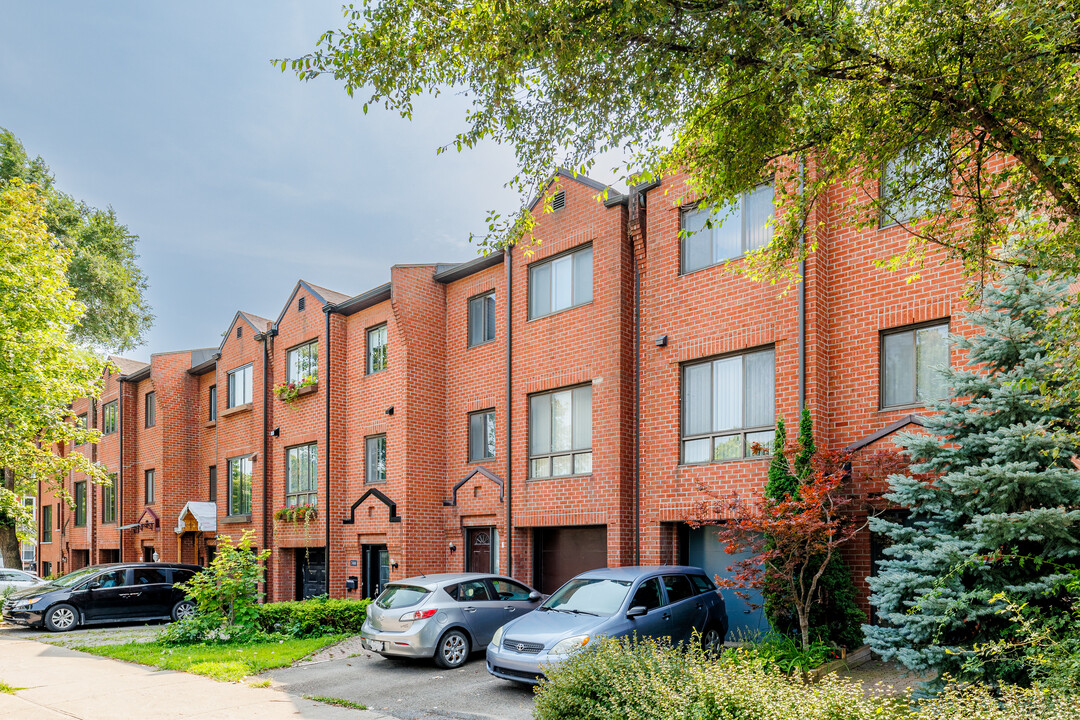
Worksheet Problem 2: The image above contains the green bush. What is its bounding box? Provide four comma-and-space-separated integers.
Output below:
724, 631, 836, 675
533, 636, 1080, 720
256, 596, 371, 638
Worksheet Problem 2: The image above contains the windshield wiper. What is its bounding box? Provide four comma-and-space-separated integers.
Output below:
561, 609, 601, 616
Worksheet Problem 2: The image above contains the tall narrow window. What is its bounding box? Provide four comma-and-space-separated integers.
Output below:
208, 385, 217, 421
681, 183, 774, 274
42, 505, 53, 543
227, 364, 253, 407
102, 474, 116, 523
682, 347, 775, 463
286, 444, 318, 506
529, 385, 592, 478
102, 401, 118, 434
365, 435, 387, 484
287, 340, 318, 383
468, 292, 496, 347
227, 456, 253, 516
75, 413, 87, 445
469, 410, 496, 462
528, 245, 593, 319
881, 321, 950, 408
145, 469, 155, 505
367, 325, 388, 374
74, 482, 86, 526
145, 392, 156, 428
208, 465, 217, 502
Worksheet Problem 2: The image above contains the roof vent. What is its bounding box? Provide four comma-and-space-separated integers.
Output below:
551, 190, 566, 211
298, 296, 306, 312
236, 326, 242, 339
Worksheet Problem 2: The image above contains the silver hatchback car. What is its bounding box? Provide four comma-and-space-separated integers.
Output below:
360, 573, 543, 668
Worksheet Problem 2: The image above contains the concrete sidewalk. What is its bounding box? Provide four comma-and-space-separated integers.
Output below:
0, 633, 389, 719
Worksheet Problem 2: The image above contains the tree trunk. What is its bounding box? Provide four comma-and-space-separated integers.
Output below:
798, 607, 810, 652
1, 469, 23, 568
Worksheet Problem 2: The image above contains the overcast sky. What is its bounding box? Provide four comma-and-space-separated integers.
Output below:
1, 2, 602, 362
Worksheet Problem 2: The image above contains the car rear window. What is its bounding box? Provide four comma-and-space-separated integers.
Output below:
134, 568, 168, 585
376, 584, 430, 609
689, 574, 716, 595
662, 575, 695, 604
172, 569, 197, 586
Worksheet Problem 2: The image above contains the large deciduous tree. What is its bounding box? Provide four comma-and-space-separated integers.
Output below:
866, 268, 1080, 686
0, 179, 109, 568
283, 1, 1080, 283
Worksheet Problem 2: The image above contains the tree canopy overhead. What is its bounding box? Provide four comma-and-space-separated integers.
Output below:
283, 0, 1080, 282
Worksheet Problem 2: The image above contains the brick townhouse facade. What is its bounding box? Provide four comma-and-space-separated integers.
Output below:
34, 166, 968, 635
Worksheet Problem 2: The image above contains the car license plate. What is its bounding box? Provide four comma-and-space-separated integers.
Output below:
368, 640, 385, 652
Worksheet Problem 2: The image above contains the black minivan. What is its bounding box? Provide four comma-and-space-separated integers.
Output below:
2, 563, 202, 631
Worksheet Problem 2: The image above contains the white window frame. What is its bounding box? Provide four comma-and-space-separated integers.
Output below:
528, 245, 593, 319
681, 183, 774, 274
367, 325, 388, 374
227, 455, 253, 516
285, 444, 318, 507
227, 363, 253, 408
286, 340, 319, 383
529, 384, 593, 478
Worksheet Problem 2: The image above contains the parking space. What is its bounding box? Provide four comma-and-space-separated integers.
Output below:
270, 641, 536, 720
0, 621, 160, 647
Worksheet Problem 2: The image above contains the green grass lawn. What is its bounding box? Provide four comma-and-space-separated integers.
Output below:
74, 636, 343, 683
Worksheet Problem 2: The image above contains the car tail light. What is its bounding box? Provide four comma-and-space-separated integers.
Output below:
400, 608, 438, 622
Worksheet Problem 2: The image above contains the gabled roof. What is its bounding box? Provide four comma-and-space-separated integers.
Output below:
527, 167, 627, 212
108, 355, 150, 377
274, 279, 351, 326
174, 501, 217, 534
216, 310, 273, 353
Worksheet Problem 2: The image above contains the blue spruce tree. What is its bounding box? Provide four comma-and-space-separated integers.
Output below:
866, 269, 1080, 684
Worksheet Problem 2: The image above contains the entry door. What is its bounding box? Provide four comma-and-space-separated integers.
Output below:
362, 544, 389, 599
466, 527, 493, 573
296, 548, 327, 600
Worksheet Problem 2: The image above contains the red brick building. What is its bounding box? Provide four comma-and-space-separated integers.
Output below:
35, 169, 967, 633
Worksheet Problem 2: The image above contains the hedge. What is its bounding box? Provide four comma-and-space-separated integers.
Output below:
255, 597, 371, 638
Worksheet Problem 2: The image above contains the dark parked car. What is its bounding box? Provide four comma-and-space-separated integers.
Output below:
486, 566, 728, 684
2, 563, 202, 632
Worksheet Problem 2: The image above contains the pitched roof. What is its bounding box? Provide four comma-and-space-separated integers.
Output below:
304, 281, 350, 306
107, 355, 150, 376
527, 168, 627, 211
238, 311, 272, 332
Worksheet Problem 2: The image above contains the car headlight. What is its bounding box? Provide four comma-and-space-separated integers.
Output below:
14, 597, 41, 608
491, 624, 507, 646
550, 635, 590, 655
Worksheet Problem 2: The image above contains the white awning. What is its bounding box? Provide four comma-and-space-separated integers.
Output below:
174, 501, 217, 534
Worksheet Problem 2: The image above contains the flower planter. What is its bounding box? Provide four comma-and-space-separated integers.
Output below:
806, 645, 873, 682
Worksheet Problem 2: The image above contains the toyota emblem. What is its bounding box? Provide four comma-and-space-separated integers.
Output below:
516, 643, 526, 652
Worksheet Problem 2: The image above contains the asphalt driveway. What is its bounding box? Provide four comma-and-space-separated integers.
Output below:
269, 643, 536, 720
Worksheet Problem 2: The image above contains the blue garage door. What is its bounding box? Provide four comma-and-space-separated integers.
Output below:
685, 526, 770, 639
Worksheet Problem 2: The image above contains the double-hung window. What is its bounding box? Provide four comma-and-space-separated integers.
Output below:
144, 469, 155, 505
529, 385, 592, 478
286, 444, 318, 507
528, 245, 593, 319
682, 347, 775, 463
102, 401, 118, 434
287, 341, 318, 383
102, 474, 116, 523
880, 141, 950, 226
227, 364, 253, 408
74, 482, 86, 526
365, 435, 387, 484
367, 325, 388, 374
468, 292, 496, 347
881, 321, 950, 408
227, 456, 253, 516
469, 410, 496, 462
145, 392, 156, 428
681, 183, 774, 274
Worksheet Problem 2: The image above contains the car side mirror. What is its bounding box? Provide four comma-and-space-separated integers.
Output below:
528, 591, 542, 602
626, 605, 647, 618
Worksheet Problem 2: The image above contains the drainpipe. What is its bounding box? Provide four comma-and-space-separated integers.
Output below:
116, 384, 123, 563
797, 156, 807, 411
504, 251, 513, 576
324, 306, 333, 597
633, 205, 642, 567
261, 330, 274, 598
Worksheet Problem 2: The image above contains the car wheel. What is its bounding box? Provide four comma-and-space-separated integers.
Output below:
44, 604, 79, 632
700, 625, 724, 656
434, 629, 470, 669
171, 600, 196, 622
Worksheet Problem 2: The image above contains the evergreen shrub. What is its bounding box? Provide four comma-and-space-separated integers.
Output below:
256, 596, 371, 638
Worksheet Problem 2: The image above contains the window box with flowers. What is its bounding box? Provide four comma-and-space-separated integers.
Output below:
272, 376, 317, 403
273, 504, 318, 523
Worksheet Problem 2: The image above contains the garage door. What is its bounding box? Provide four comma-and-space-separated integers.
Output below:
684, 526, 770, 638
533, 526, 607, 594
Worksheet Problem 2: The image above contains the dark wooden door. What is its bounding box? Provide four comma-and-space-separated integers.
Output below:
362, 544, 389, 599
296, 547, 327, 600
533, 526, 607, 594
466, 527, 493, 573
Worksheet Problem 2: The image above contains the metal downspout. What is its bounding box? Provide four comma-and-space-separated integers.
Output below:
261, 331, 273, 596
798, 156, 807, 411
115, 387, 123, 563
633, 202, 642, 567
504, 251, 513, 576
324, 306, 333, 597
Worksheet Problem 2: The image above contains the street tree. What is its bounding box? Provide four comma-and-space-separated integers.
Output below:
0, 179, 109, 568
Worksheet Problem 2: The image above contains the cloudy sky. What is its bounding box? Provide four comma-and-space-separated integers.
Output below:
1, 2, 596, 361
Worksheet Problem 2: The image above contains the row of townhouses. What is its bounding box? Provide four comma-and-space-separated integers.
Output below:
34, 169, 966, 636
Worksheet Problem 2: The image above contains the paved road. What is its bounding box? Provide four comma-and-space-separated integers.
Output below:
270, 648, 536, 720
